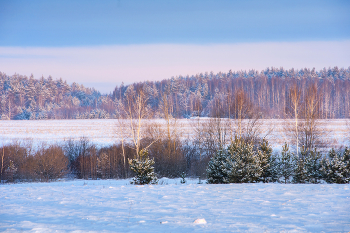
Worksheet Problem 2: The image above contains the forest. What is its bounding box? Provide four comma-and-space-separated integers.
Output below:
1, 66, 350, 120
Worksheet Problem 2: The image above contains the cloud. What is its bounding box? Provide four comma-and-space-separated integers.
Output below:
1, 41, 349, 93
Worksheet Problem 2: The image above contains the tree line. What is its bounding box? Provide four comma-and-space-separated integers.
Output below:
1, 66, 350, 120
207, 138, 350, 184
1, 87, 349, 184
1, 134, 349, 184
1, 66, 349, 184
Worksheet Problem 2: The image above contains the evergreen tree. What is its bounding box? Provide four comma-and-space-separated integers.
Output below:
278, 143, 296, 184
129, 149, 158, 185
304, 148, 322, 183
226, 137, 263, 183
293, 146, 322, 183
259, 139, 278, 183
321, 148, 350, 184
206, 149, 229, 184
293, 147, 308, 183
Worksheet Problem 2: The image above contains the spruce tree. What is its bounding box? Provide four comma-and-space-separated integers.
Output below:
293, 146, 308, 183
129, 149, 158, 185
279, 143, 296, 184
206, 149, 229, 184
259, 139, 278, 183
321, 148, 350, 184
304, 148, 322, 183
226, 137, 263, 183
293, 146, 322, 183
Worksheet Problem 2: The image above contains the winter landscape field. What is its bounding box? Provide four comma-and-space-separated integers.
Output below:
0, 119, 348, 149
0, 119, 350, 232
2, 0, 350, 232
1, 178, 350, 233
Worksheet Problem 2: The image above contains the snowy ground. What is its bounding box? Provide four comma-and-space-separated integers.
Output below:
1, 179, 349, 233
0, 119, 348, 149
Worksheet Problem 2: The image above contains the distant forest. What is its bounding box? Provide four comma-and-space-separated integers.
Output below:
1, 66, 350, 120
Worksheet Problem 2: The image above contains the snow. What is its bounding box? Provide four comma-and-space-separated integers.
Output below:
0, 119, 348, 150
1, 179, 349, 232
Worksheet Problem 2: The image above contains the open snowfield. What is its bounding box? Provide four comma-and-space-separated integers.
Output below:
0, 179, 349, 232
0, 119, 348, 149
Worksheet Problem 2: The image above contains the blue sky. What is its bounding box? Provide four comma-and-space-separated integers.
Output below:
0, 0, 350, 93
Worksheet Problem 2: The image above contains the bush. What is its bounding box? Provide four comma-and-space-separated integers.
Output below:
34, 145, 68, 181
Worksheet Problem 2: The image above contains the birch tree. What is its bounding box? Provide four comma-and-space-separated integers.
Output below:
116, 85, 158, 159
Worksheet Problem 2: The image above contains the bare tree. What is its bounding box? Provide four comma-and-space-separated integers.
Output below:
299, 83, 326, 153
159, 93, 184, 162
285, 83, 302, 155
284, 83, 327, 155
232, 89, 263, 144
115, 119, 128, 177
116, 85, 158, 159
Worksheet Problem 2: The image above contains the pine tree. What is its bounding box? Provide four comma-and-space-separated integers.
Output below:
129, 149, 158, 185
279, 143, 296, 184
293, 146, 322, 183
293, 147, 308, 183
206, 149, 229, 184
321, 148, 350, 184
259, 139, 278, 183
226, 137, 263, 183
304, 148, 322, 183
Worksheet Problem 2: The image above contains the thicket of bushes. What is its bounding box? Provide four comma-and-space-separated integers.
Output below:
0, 137, 208, 183
0, 144, 67, 182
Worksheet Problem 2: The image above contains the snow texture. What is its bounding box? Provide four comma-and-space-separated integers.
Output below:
0, 119, 348, 150
1, 179, 349, 232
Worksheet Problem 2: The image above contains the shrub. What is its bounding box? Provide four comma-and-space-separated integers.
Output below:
34, 145, 68, 181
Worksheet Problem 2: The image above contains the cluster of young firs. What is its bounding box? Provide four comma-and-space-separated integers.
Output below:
129, 137, 350, 185
207, 138, 350, 184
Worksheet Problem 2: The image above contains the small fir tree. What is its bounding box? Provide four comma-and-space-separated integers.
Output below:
206, 149, 229, 184
304, 148, 322, 183
129, 149, 158, 185
293, 146, 322, 183
226, 137, 263, 183
344, 148, 350, 181
321, 148, 350, 184
278, 143, 296, 184
180, 172, 186, 184
293, 146, 308, 183
259, 139, 278, 183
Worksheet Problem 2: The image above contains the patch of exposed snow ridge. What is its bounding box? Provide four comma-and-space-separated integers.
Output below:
194, 218, 207, 224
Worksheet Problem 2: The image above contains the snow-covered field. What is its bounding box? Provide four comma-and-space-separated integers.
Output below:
0, 179, 349, 232
0, 119, 348, 149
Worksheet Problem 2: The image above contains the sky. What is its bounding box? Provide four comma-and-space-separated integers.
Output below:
0, 0, 349, 93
